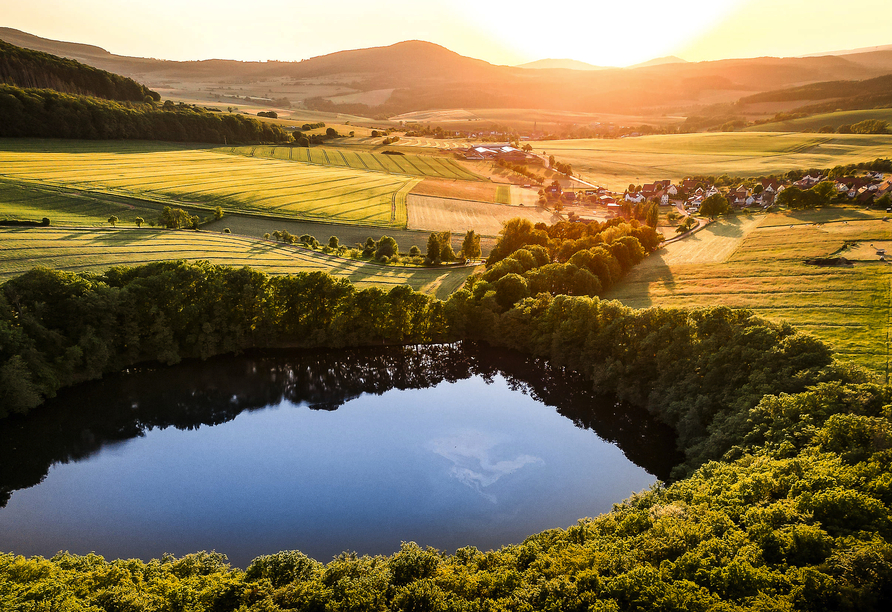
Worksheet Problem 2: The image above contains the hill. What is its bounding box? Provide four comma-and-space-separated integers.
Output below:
0, 38, 159, 102
5, 27, 892, 117
629, 55, 688, 68
517, 58, 607, 70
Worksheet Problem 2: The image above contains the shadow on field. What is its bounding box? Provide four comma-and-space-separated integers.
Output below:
608, 250, 676, 309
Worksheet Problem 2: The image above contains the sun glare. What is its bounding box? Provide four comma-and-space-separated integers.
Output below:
454, 0, 748, 66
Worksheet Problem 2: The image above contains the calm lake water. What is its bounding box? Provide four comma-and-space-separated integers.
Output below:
0, 343, 681, 567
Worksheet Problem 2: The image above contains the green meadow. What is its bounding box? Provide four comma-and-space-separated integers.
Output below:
0, 227, 476, 299
533, 132, 892, 187
221, 145, 483, 181
0, 139, 420, 228
607, 207, 892, 376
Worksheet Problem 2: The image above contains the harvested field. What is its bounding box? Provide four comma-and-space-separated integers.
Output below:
0, 227, 477, 299
407, 194, 558, 236
411, 178, 499, 202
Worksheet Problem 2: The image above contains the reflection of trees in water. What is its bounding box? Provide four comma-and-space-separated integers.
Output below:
0, 343, 682, 507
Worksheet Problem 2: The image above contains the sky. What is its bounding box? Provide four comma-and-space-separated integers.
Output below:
3, 0, 891, 67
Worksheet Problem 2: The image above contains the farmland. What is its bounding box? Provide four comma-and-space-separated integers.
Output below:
743, 109, 892, 133
200, 214, 499, 256
607, 208, 892, 376
532, 132, 892, 188
0, 139, 419, 228
0, 179, 165, 226
407, 194, 558, 235
220, 145, 483, 181
0, 227, 476, 299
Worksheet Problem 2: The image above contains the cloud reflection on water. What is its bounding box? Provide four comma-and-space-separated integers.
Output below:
428, 430, 543, 503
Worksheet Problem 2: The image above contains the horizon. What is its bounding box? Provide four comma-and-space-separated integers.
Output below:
4, 0, 891, 68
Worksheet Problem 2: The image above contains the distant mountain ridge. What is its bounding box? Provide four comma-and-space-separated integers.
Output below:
517, 59, 607, 71
3, 27, 892, 116
630, 55, 688, 68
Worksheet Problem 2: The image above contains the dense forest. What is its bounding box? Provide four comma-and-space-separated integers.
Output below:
2, 216, 891, 609
0, 39, 159, 102
0, 84, 292, 143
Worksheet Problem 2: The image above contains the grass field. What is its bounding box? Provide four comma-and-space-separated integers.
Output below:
0, 140, 420, 228
532, 133, 892, 188
743, 109, 892, 133
407, 194, 558, 235
0, 179, 169, 227
607, 208, 892, 376
200, 214, 501, 256
220, 145, 483, 181
0, 228, 477, 299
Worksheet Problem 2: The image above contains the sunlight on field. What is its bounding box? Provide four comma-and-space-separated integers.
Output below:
608, 208, 892, 376
0, 140, 420, 228
0, 228, 476, 299
407, 194, 557, 235
221, 145, 482, 181
533, 133, 892, 188
653, 215, 765, 265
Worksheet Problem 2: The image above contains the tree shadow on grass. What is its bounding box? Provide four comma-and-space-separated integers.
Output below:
607, 250, 676, 310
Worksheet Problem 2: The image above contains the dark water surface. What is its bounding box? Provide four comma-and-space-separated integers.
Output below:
0, 343, 682, 567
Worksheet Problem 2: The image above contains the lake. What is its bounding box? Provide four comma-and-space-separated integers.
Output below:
0, 343, 681, 567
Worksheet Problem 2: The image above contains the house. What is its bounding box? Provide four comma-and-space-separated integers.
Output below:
667, 184, 679, 196
794, 174, 823, 188
562, 191, 577, 201
624, 192, 645, 203
599, 195, 617, 205
546, 184, 562, 196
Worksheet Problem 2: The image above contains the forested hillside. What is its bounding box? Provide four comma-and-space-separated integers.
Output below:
0, 85, 291, 143
0, 38, 159, 102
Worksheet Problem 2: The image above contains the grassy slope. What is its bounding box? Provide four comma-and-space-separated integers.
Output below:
532, 132, 892, 187
607, 207, 892, 375
742, 108, 892, 133
0, 227, 476, 299
0, 179, 167, 226
0, 139, 419, 228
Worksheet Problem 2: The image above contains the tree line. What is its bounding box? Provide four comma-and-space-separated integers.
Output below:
0, 39, 159, 102
0, 85, 292, 143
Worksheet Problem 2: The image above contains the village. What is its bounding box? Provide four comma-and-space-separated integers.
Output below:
462, 143, 892, 222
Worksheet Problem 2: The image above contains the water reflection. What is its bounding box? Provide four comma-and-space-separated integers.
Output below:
0, 342, 683, 511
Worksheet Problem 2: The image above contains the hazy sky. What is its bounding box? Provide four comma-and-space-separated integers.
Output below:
4, 0, 890, 66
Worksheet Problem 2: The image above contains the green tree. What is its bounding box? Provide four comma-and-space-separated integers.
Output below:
329, 236, 340, 249
214, 206, 224, 220
135, 216, 144, 228
426, 233, 441, 262
375, 236, 399, 260
107, 215, 118, 227
700, 193, 731, 219
461, 230, 481, 261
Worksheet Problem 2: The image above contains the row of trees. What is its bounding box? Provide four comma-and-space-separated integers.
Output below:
0, 85, 293, 143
